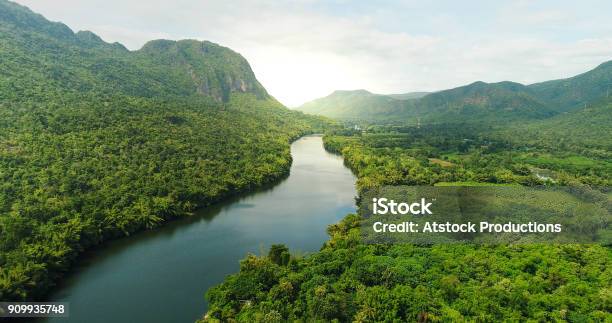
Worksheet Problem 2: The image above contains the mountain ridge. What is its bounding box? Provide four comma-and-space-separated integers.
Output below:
0, 0, 268, 102
297, 60, 612, 123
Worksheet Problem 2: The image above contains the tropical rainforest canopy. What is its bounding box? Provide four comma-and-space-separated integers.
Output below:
0, 1, 610, 322
0, 0, 329, 300
204, 123, 611, 321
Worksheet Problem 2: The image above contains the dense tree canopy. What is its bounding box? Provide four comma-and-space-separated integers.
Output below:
0, 91, 330, 300
0, 0, 332, 301
204, 103, 611, 321
204, 215, 610, 322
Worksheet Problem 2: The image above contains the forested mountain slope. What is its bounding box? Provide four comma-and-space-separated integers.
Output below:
297, 61, 612, 124
0, 0, 266, 102
0, 0, 328, 300
529, 60, 612, 112
415, 81, 554, 123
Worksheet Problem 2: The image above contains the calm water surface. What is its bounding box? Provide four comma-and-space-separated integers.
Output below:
42, 135, 356, 323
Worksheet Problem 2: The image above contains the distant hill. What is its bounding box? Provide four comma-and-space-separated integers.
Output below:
415, 81, 555, 123
296, 90, 407, 120
528, 61, 612, 112
387, 92, 429, 100
298, 61, 612, 124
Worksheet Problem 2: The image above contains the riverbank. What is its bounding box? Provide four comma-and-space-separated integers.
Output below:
41, 135, 357, 323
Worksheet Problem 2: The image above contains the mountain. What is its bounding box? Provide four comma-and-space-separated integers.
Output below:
0, 0, 267, 102
387, 92, 429, 100
136, 39, 268, 101
528, 60, 612, 112
0, 0, 328, 301
414, 81, 555, 123
298, 61, 612, 124
296, 90, 408, 120
298, 82, 554, 123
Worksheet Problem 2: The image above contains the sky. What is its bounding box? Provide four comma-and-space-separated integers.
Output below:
14, 0, 612, 107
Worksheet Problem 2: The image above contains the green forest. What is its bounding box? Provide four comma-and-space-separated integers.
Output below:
0, 0, 330, 301
1, 0, 611, 322
204, 74, 611, 322
203, 120, 611, 321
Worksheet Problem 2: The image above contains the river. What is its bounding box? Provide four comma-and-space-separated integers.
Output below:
40, 135, 357, 323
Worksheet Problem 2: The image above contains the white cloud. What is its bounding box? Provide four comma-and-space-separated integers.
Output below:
13, 0, 612, 106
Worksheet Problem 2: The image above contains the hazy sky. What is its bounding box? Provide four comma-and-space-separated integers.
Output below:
15, 0, 612, 106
